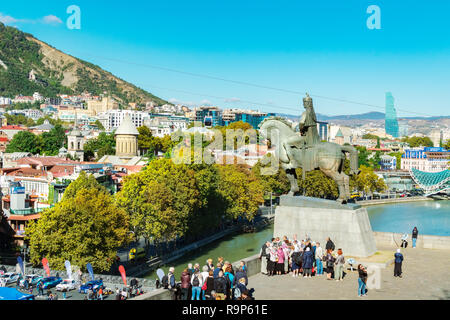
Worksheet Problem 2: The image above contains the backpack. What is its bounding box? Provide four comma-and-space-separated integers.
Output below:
292, 252, 302, 265
192, 274, 200, 287
161, 275, 169, 289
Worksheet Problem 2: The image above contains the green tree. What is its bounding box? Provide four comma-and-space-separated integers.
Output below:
295, 168, 339, 199
252, 155, 290, 195
94, 120, 105, 131
5, 131, 41, 154
388, 152, 403, 170
116, 159, 201, 242
216, 164, 264, 222
26, 172, 132, 272
356, 146, 370, 167
402, 136, 433, 148
40, 124, 67, 155
442, 139, 450, 150
351, 165, 387, 195
83, 132, 116, 160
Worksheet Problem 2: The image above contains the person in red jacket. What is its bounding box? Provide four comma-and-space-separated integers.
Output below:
180, 269, 191, 300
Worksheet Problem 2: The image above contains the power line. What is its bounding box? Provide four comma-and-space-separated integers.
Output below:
0, 54, 443, 117
64, 50, 438, 117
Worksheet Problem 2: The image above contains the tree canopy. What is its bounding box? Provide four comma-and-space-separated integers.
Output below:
402, 136, 433, 148
83, 132, 116, 161
26, 172, 132, 272
5, 130, 40, 154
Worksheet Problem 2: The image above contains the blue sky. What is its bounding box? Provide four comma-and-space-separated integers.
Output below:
1, 1, 449, 116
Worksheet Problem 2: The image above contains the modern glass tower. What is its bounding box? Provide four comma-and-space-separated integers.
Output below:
385, 92, 400, 138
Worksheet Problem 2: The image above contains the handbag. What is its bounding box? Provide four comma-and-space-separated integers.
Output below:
201, 280, 207, 291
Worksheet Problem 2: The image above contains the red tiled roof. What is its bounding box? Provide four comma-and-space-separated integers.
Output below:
2, 167, 44, 177
48, 165, 75, 177
17, 157, 79, 167
8, 214, 41, 221
0, 125, 25, 130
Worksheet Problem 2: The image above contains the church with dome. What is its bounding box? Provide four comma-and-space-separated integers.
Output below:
98, 115, 147, 166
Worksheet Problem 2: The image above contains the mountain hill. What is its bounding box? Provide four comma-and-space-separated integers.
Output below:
0, 22, 167, 106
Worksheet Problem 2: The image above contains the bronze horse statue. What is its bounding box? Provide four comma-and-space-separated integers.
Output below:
259, 117, 360, 202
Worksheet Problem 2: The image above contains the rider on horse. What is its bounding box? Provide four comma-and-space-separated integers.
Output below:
284, 93, 320, 168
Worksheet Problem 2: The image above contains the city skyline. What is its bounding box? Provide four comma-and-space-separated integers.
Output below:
1, 1, 450, 117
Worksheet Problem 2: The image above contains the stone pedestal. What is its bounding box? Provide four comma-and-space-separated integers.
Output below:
274, 196, 377, 257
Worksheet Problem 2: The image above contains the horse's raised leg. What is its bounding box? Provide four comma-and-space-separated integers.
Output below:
286, 168, 299, 196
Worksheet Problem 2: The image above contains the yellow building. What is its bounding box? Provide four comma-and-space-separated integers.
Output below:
87, 96, 119, 116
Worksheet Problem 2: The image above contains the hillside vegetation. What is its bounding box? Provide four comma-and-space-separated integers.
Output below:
0, 22, 167, 106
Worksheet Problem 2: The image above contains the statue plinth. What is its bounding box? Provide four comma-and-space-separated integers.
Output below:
274, 196, 377, 257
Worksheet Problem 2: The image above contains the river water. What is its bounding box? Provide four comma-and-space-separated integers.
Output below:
144, 200, 449, 279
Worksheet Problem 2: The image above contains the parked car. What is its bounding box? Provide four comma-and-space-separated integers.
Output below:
19, 275, 43, 287
56, 279, 77, 292
1, 273, 20, 285
79, 280, 103, 294
38, 277, 62, 289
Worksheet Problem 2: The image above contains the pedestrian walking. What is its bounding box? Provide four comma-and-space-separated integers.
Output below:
412, 227, 419, 248
357, 264, 367, 297
335, 249, 345, 281
394, 248, 404, 278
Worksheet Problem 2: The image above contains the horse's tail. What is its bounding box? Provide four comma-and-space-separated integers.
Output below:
341, 145, 360, 175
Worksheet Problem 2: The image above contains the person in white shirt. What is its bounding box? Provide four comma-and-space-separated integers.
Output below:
315, 242, 324, 275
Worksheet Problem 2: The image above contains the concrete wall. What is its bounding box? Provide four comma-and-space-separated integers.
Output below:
373, 232, 450, 250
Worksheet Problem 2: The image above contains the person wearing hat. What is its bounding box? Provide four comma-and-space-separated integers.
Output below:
394, 248, 404, 278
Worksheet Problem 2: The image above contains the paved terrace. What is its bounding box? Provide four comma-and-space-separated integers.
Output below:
250, 245, 450, 300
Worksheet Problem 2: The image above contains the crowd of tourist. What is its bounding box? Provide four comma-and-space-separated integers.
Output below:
160, 258, 253, 300
259, 235, 372, 297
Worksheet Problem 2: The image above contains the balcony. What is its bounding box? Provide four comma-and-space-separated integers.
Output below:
9, 206, 52, 216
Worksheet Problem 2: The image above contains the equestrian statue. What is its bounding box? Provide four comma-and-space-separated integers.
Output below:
259, 94, 360, 203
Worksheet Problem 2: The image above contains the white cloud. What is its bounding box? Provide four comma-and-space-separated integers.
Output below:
168, 98, 197, 107
200, 99, 212, 106
42, 15, 63, 25
0, 12, 62, 26
224, 97, 241, 103
0, 13, 20, 24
